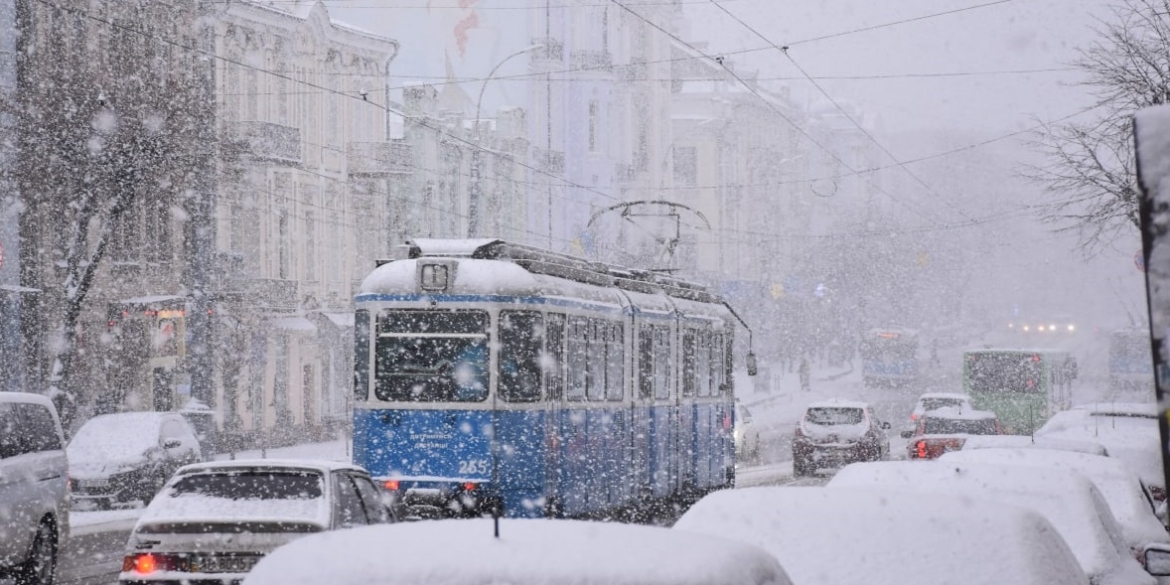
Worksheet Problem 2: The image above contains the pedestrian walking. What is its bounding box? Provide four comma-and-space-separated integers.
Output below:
798, 358, 811, 392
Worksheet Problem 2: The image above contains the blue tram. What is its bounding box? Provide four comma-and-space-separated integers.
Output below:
352, 239, 753, 519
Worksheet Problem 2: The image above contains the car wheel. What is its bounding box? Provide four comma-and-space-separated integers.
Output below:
15, 521, 57, 585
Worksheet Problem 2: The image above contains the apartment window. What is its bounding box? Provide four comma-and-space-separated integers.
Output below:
674, 146, 697, 187
278, 211, 289, 280
588, 100, 598, 152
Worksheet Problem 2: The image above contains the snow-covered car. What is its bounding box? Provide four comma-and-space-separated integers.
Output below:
240, 518, 792, 585
674, 486, 1090, 585
828, 461, 1156, 585
119, 459, 391, 585
0, 392, 70, 585
734, 401, 761, 464
905, 406, 1001, 459
907, 392, 973, 426
939, 448, 1170, 573
68, 411, 202, 508
1037, 403, 1164, 500
792, 400, 890, 476
959, 434, 1109, 456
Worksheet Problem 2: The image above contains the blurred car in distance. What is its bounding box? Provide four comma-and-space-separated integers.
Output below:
734, 401, 761, 465
828, 460, 1155, 585
240, 518, 793, 585
905, 407, 1001, 459
908, 392, 973, 425
119, 459, 391, 585
792, 400, 890, 477
0, 392, 70, 585
68, 411, 202, 509
674, 485, 1090, 585
939, 448, 1170, 569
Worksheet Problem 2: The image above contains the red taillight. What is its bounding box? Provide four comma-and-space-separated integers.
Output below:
124, 554, 160, 574
384, 480, 400, 491
910, 413, 918, 421
463, 482, 478, 492
915, 440, 927, 459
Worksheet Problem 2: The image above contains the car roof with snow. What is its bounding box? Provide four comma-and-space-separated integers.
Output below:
174, 459, 367, 476
805, 399, 869, 410
923, 406, 997, 420
917, 392, 971, 401
939, 448, 1169, 546
240, 519, 793, 585
959, 435, 1108, 456
0, 391, 57, 408
674, 486, 1089, 585
827, 461, 1150, 585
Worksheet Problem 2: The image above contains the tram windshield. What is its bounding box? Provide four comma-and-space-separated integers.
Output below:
374, 310, 489, 402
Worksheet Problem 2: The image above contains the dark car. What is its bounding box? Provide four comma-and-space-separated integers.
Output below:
68, 411, 202, 508
907, 407, 1002, 460
792, 400, 890, 477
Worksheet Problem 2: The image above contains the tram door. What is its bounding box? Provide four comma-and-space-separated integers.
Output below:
543, 313, 566, 516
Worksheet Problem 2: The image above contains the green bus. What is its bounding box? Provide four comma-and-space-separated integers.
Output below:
962, 349, 1076, 435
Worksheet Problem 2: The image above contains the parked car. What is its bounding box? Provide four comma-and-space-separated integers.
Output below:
792, 400, 890, 477
119, 459, 392, 585
828, 461, 1155, 585
940, 448, 1170, 569
734, 401, 761, 464
905, 407, 1001, 459
240, 518, 793, 585
68, 411, 202, 508
0, 392, 70, 585
674, 486, 1090, 585
1037, 402, 1164, 500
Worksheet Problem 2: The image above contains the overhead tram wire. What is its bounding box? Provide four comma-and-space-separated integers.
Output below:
608, 0, 948, 227
706, 0, 1005, 223
38, 0, 627, 211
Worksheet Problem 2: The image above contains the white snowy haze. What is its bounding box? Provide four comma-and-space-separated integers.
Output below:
325, 0, 1147, 346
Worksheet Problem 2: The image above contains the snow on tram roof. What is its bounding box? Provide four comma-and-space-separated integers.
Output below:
407, 238, 501, 257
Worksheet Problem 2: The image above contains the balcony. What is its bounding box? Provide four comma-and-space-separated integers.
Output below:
234, 121, 301, 163
348, 141, 413, 175
571, 50, 612, 74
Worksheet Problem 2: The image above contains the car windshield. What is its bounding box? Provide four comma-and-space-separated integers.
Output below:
924, 417, 998, 436
168, 472, 324, 500
805, 407, 864, 425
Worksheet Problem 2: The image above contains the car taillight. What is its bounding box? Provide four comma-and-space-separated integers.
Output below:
123, 553, 187, 574
910, 413, 918, 421
915, 440, 927, 459
384, 479, 400, 491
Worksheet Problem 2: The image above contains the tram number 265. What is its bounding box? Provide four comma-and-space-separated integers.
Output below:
459, 459, 491, 475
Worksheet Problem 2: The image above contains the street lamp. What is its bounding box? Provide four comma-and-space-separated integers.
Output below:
467, 43, 544, 238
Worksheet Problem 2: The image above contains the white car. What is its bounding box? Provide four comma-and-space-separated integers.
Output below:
675, 486, 1089, 585
828, 460, 1155, 585
119, 459, 392, 584
0, 392, 70, 585
69, 411, 203, 508
240, 519, 793, 585
939, 448, 1170, 568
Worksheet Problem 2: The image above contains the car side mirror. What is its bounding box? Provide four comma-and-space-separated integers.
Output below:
163, 438, 182, 450
900, 430, 914, 439
881, 422, 891, 430
746, 352, 758, 377
1144, 544, 1170, 576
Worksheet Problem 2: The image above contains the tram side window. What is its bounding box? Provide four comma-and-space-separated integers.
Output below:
606, 323, 624, 401
654, 326, 672, 400
696, 332, 712, 397
587, 320, 606, 401
682, 330, 696, 397
566, 317, 588, 401
638, 325, 654, 400
354, 310, 370, 401
546, 314, 566, 400
374, 310, 489, 403
500, 311, 543, 402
